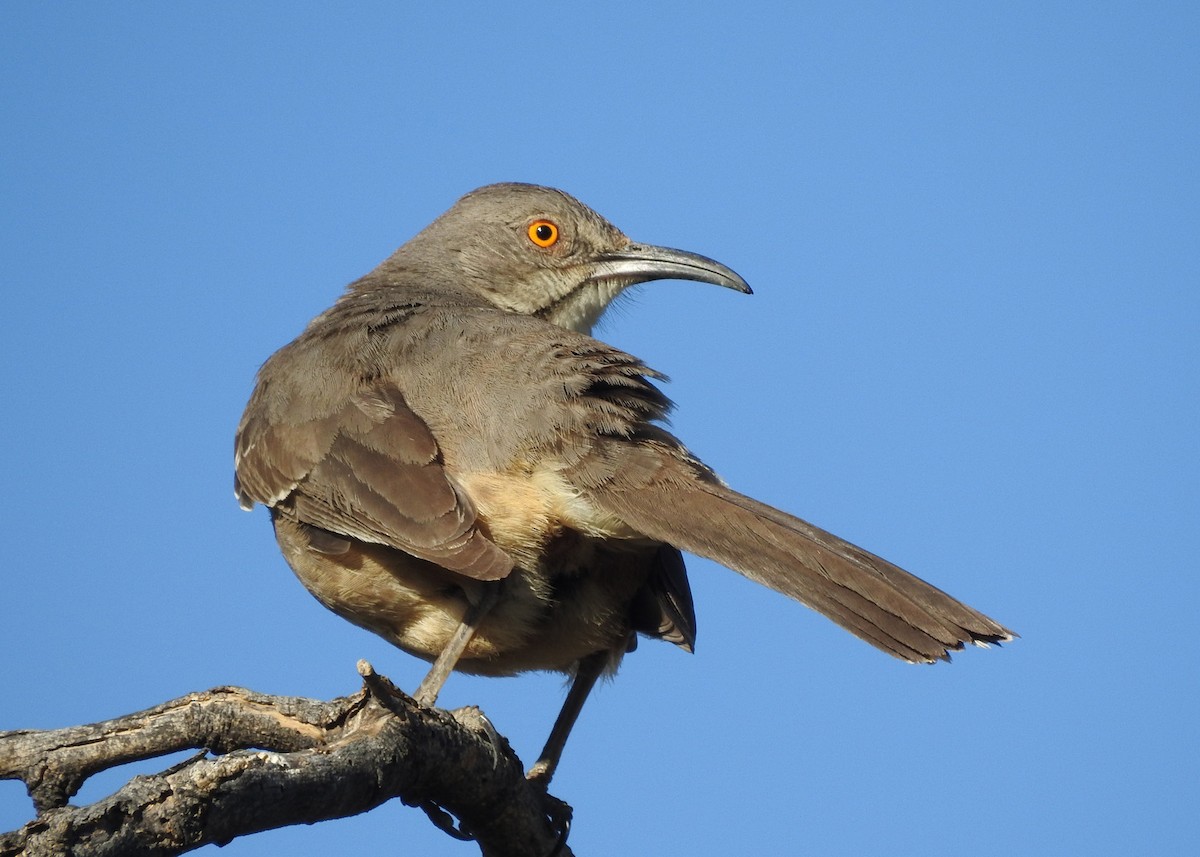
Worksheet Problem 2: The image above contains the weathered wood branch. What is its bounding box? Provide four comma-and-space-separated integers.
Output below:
0, 662, 573, 857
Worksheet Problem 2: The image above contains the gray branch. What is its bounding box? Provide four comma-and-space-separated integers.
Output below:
0, 662, 572, 857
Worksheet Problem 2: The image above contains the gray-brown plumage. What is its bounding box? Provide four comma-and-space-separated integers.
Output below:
235, 183, 1013, 782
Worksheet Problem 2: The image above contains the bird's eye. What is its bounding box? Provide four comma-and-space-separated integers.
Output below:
527, 220, 559, 248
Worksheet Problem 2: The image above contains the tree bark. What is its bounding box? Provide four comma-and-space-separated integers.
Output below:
0, 662, 573, 857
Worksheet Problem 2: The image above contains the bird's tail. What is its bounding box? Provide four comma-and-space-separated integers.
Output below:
592, 467, 1013, 663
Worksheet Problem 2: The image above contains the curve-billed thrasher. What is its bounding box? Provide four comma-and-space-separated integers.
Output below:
235, 183, 1012, 782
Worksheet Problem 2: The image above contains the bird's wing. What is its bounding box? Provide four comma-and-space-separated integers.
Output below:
235, 378, 513, 581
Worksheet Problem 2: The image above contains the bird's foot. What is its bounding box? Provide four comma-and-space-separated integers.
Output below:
451, 704, 504, 770
538, 791, 573, 857
415, 800, 476, 842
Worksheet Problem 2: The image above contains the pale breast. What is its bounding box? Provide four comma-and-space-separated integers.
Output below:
456, 464, 646, 569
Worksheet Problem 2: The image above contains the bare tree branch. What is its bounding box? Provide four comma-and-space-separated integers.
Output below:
1, 662, 573, 857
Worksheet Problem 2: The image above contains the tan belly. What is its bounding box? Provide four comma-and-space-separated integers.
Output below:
271, 515, 654, 676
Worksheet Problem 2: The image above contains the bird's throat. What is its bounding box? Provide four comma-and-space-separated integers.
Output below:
539, 279, 628, 334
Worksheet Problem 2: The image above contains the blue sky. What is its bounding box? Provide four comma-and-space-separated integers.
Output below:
2, 4, 1197, 855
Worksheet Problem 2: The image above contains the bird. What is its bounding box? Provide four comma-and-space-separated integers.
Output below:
234, 182, 1013, 784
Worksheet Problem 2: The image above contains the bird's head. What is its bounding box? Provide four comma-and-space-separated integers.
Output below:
375, 183, 750, 334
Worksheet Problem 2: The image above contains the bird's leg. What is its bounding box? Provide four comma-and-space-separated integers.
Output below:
527, 648, 611, 786
414, 582, 501, 707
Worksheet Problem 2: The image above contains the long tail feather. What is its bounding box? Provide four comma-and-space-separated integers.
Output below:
592, 472, 1013, 663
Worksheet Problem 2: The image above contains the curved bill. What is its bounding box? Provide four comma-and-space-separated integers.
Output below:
591, 242, 752, 294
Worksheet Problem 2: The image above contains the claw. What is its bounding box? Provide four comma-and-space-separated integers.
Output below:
540, 792, 574, 857
416, 800, 476, 842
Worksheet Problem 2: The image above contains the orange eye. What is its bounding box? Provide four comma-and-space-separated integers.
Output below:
527, 220, 559, 248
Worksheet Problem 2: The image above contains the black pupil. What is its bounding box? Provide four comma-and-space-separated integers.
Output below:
536, 224, 553, 242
